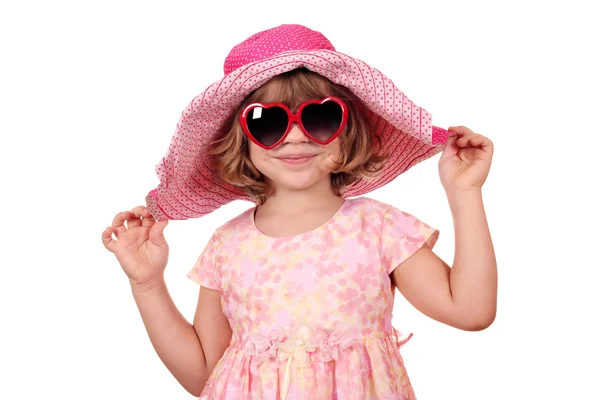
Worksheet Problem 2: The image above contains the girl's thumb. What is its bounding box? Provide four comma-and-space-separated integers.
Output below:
441, 134, 457, 159
149, 219, 169, 245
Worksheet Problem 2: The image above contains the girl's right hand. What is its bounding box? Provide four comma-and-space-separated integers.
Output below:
101, 206, 170, 287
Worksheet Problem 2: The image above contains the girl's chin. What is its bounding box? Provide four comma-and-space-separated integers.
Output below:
265, 173, 330, 191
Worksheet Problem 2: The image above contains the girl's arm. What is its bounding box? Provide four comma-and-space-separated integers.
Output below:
391, 189, 497, 331
130, 278, 230, 396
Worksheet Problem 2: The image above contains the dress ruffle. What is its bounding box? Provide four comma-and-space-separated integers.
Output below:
200, 325, 415, 400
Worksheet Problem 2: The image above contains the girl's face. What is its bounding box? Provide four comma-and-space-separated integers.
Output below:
248, 121, 341, 193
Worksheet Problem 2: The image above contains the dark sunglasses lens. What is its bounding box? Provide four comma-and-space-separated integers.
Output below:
246, 106, 288, 147
301, 101, 343, 142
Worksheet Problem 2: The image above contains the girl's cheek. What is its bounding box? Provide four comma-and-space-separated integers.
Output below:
325, 142, 342, 171
323, 152, 338, 171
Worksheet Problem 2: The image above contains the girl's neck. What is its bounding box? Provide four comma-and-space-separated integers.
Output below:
259, 177, 343, 216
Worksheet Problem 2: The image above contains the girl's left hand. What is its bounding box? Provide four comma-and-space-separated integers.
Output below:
438, 126, 494, 193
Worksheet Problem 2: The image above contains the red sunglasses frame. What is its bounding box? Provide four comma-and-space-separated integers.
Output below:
239, 96, 349, 150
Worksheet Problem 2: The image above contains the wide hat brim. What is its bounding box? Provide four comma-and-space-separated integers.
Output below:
145, 49, 450, 221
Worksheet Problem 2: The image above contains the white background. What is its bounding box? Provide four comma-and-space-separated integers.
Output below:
1, 0, 598, 399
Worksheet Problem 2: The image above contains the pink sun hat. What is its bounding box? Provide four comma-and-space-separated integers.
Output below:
145, 24, 450, 220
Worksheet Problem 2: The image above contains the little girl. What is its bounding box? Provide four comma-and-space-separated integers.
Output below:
102, 24, 497, 399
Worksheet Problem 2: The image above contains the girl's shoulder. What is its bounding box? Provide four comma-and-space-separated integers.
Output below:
217, 206, 255, 231
344, 196, 395, 218
197, 207, 254, 247
349, 196, 430, 224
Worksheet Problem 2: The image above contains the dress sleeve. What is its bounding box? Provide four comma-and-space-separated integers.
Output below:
187, 232, 221, 291
380, 206, 440, 275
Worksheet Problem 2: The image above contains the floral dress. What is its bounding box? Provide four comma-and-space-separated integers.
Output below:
187, 196, 439, 399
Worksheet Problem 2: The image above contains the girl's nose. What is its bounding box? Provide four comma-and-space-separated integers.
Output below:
283, 123, 309, 144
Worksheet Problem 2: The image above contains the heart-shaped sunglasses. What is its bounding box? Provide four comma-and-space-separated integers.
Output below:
239, 97, 349, 149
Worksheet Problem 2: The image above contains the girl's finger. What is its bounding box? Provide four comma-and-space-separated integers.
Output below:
450, 127, 478, 145
449, 126, 475, 136
127, 207, 145, 229
476, 135, 494, 155
130, 205, 147, 215
112, 211, 131, 236
141, 209, 156, 228
459, 132, 486, 145
126, 206, 153, 227
440, 135, 458, 159
127, 216, 142, 229
102, 226, 116, 252
456, 134, 475, 146
467, 134, 491, 146
468, 136, 484, 146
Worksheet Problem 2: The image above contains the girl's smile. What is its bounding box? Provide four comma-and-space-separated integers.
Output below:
249, 120, 340, 192
276, 153, 318, 165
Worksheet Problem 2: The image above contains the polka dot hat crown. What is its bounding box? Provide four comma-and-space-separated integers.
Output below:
145, 24, 450, 220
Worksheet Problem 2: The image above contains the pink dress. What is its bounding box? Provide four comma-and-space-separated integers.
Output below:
187, 197, 439, 399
